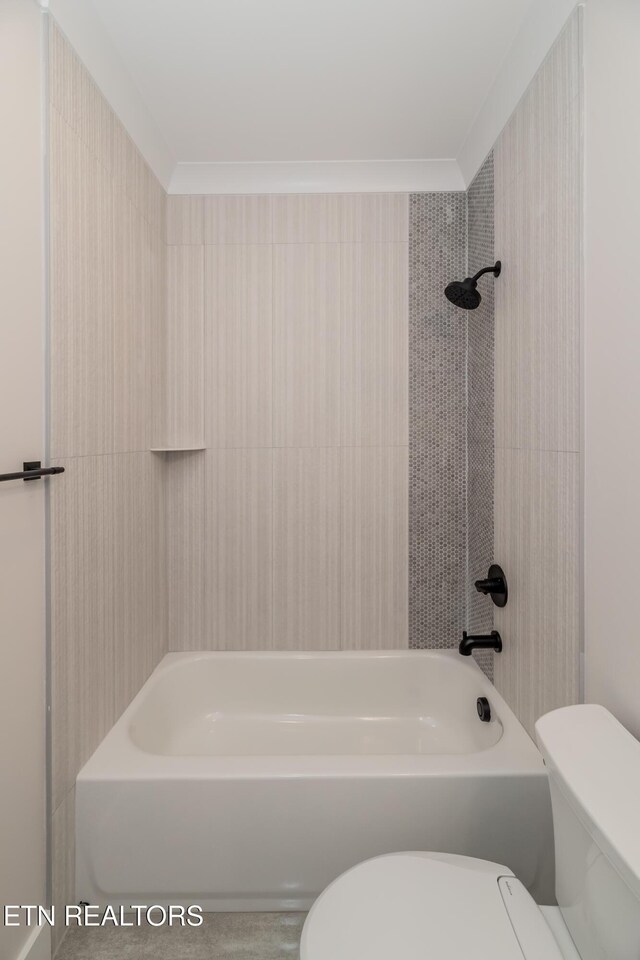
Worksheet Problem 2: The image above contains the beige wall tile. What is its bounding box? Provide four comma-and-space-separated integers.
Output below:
494, 185, 529, 452
272, 194, 344, 243
273, 448, 340, 649
112, 195, 153, 453
164, 452, 206, 650
149, 228, 167, 447
205, 245, 273, 448
145, 164, 166, 237
110, 125, 163, 232
493, 94, 532, 207
340, 193, 409, 242
51, 787, 75, 954
204, 195, 271, 244
341, 447, 408, 649
130, 149, 151, 226
50, 109, 115, 458
111, 120, 143, 222
494, 449, 580, 736
80, 70, 114, 178
164, 246, 205, 446
49, 27, 168, 928
50, 455, 116, 810
50, 454, 165, 796
272, 193, 409, 243
50, 107, 166, 459
49, 22, 83, 138
205, 449, 273, 649
494, 18, 580, 455
273, 244, 340, 447
167, 196, 204, 245
113, 453, 166, 714
493, 11, 582, 733
340, 242, 409, 446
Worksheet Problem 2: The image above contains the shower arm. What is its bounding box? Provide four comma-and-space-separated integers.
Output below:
470, 263, 501, 283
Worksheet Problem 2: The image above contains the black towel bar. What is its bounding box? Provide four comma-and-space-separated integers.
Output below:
0, 461, 65, 483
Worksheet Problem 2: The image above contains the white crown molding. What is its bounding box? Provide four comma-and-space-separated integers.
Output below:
168, 159, 464, 195
47, 0, 174, 188
458, 0, 582, 188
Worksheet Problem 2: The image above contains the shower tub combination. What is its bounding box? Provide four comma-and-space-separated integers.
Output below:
76, 651, 554, 908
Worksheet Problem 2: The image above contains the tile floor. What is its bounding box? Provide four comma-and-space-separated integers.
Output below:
55, 913, 306, 960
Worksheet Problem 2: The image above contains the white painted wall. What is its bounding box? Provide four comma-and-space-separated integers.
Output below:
0, 2, 49, 960
583, 0, 640, 738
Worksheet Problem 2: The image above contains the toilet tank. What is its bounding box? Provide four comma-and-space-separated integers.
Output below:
536, 705, 640, 960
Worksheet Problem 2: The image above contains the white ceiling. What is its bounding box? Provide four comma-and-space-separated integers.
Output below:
88, 0, 534, 165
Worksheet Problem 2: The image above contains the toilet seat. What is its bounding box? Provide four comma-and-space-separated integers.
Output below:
300, 852, 566, 960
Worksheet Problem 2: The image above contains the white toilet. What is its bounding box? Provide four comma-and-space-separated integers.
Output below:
301, 704, 640, 960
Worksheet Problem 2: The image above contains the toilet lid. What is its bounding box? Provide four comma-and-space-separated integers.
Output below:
301, 852, 565, 960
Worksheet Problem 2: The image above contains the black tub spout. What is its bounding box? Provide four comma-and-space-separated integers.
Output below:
459, 631, 503, 656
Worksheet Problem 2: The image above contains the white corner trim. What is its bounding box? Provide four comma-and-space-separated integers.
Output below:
168, 159, 465, 195
458, 0, 582, 187
15, 925, 51, 960
47, 0, 174, 188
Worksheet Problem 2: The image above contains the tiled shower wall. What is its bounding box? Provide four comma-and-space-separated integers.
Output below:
48, 22, 166, 952
164, 191, 497, 661
162, 195, 409, 651
493, 11, 582, 735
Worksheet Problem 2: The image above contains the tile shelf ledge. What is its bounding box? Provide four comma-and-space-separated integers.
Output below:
150, 445, 206, 453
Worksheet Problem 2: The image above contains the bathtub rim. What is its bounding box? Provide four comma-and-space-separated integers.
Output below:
77, 649, 545, 782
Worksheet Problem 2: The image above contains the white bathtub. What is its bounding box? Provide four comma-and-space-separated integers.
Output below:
76, 651, 554, 908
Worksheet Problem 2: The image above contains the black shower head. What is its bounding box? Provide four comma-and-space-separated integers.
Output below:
444, 261, 501, 310
444, 278, 482, 310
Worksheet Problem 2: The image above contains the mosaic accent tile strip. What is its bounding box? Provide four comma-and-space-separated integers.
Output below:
409, 193, 467, 650
467, 153, 495, 678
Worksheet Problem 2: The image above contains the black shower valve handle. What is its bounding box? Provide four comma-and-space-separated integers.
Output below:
473, 564, 508, 608
474, 576, 505, 595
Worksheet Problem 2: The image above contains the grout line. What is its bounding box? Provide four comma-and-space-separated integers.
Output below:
50, 443, 412, 465
270, 208, 275, 649
168, 239, 411, 247
464, 178, 470, 634
42, 6, 54, 915
201, 237, 209, 648
337, 244, 343, 651
199, 243, 206, 447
